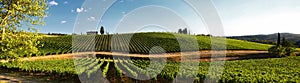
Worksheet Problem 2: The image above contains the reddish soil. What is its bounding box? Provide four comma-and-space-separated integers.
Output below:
20, 50, 270, 62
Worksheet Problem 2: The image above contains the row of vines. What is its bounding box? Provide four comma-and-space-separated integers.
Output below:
1, 56, 300, 82
38, 33, 271, 56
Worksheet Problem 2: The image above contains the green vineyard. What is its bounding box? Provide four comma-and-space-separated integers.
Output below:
1, 56, 300, 82
38, 33, 271, 56
0, 32, 284, 82
2, 0, 299, 82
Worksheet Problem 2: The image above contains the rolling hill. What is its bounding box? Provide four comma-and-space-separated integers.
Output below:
228, 33, 300, 47
38, 32, 271, 55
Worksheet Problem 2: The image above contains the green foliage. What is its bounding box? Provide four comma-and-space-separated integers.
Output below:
199, 36, 271, 50
218, 56, 300, 82
2, 56, 300, 82
285, 47, 296, 56
39, 36, 72, 55
0, 0, 48, 59
119, 59, 138, 78
295, 41, 300, 48
0, 31, 42, 59
282, 37, 295, 47
269, 35, 297, 57
268, 45, 286, 57
0, 59, 76, 75
268, 45, 296, 57
114, 59, 123, 78
102, 58, 110, 77
0, 0, 47, 29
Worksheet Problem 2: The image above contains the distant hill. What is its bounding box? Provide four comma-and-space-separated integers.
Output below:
228, 33, 300, 47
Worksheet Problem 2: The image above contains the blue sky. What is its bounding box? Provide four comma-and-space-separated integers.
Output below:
39, 0, 300, 36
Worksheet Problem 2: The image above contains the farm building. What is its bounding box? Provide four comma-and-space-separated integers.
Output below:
86, 31, 98, 35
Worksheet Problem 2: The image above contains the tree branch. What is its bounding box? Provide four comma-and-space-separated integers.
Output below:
1, 11, 12, 40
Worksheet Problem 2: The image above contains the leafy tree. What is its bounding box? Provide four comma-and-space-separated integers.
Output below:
285, 47, 296, 56
178, 29, 182, 34
269, 45, 289, 57
282, 37, 286, 46
0, 0, 48, 59
295, 41, 300, 47
100, 26, 104, 35
282, 37, 295, 47
183, 28, 187, 34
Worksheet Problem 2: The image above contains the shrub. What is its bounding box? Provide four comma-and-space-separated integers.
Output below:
268, 45, 296, 57
285, 47, 296, 56
268, 45, 286, 57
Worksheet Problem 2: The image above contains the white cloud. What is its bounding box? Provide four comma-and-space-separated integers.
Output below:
61, 21, 67, 24
63, 1, 68, 4
76, 8, 84, 13
87, 17, 96, 21
48, 1, 58, 6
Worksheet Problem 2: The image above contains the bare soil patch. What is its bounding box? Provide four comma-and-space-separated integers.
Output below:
0, 75, 23, 83
0, 68, 80, 83
20, 50, 270, 62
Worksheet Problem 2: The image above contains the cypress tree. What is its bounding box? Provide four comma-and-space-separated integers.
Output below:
277, 32, 281, 46
282, 37, 286, 47
100, 26, 104, 35
183, 28, 188, 34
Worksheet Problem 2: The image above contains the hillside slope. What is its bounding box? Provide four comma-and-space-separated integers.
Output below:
39, 32, 271, 55
229, 33, 300, 47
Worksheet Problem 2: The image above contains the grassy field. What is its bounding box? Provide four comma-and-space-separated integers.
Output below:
1, 56, 300, 82
38, 32, 271, 56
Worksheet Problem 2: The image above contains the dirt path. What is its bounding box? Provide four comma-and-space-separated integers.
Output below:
0, 74, 33, 83
19, 50, 269, 62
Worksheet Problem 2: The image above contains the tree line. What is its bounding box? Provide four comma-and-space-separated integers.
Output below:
269, 32, 297, 57
178, 28, 190, 34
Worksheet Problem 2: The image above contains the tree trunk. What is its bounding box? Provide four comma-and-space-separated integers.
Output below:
1, 11, 11, 40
